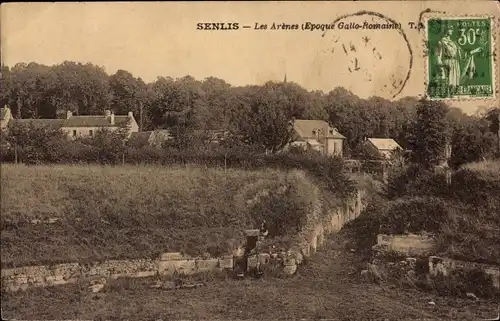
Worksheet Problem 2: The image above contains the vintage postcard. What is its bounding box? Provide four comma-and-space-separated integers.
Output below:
1, 1, 500, 321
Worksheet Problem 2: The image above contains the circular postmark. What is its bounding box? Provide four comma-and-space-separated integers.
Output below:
311, 11, 413, 99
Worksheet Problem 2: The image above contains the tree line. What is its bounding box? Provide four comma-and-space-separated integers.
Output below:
1, 61, 499, 169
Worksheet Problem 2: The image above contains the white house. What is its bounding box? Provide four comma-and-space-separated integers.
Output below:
289, 119, 346, 157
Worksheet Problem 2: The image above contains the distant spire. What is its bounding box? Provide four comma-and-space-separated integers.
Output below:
284, 73, 287, 83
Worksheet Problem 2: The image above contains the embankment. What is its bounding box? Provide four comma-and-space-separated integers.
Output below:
1, 163, 367, 292
1, 164, 319, 268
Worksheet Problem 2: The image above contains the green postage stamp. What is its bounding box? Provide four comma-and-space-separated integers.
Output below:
426, 17, 496, 100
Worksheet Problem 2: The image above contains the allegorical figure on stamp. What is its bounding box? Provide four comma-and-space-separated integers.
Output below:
434, 24, 482, 91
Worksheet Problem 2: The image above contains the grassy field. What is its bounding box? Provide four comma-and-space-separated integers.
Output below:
2, 233, 498, 320
463, 159, 500, 177
1, 164, 319, 267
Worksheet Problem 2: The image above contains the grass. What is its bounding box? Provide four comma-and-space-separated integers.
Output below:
0, 164, 319, 267
463, 159, 500, 178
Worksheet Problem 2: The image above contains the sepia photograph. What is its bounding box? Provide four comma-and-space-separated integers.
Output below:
1, 1, 499, 320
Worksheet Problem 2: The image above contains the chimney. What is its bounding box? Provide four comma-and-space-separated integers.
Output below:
110, 112, 115, 125
66, 110, 73, 119
104, 110, 111, 117
128, 111, 133, 117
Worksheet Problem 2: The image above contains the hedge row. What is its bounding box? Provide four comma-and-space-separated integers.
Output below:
1, 142, 356, 199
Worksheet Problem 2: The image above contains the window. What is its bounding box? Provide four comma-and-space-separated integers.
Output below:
72, 130, 77, 137
89, 130, 93, 137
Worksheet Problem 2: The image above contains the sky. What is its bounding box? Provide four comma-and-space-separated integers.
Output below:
1, 1, 499, 115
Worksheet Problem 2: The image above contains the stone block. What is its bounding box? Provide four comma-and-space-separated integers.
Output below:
52, 279, 68, 285
196, 259, 219, 272
14, 276, 28, 285
244, 229, 261, 237
376, 234, 437, 256
44, 275, 57, 285
484, 267, 500, 289
258, 253, 270, 265
1, 269, 15, 278
310, 235, 318, 252
428, 256, 449, 277
218, 256, 234, 270
133, 270, 157, 278
159, 252, 184, 261
295, 252, 304, 265
283, 264, 297, 275
247, 255, 259, 269
158, 259, 197, 276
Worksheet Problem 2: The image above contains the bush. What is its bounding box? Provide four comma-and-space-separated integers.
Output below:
251, 183, 311, 237
380, 197, 452, 234
341, 198, 386, 251
451, 168, 500, 211
385, 164, 451, 199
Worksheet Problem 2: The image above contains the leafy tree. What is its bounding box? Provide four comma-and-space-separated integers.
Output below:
485, 108, 500, 154
78, 126, 129, 164
199, 77, 233, 130
410, 99, 451, 169
230, 82, 298, 153
450, 119, 496, 169
4, 121, 67, 164
50, 61, 112, 116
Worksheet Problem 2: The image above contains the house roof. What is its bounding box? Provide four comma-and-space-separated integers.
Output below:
62, 115, 131, 128
11, 119, 66, 129
293, 119, 345, 139
367, 138, 402, 151
10, 115, 132, 128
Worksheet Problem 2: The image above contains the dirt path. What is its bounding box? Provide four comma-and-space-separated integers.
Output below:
2, 234, 498, 320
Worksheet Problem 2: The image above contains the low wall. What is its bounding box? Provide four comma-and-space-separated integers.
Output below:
373, 233, 437, 256
427, 256, 500, 290
1, 189, 367, 293
297, 189, 366, 257
369, 235, 500, 296
1, 254, 236, 293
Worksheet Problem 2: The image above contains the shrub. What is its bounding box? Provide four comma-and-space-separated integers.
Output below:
381, 197, 451, 234
451, 168, 500, 211
341, 198, 386, 251
385, 164, 451, 199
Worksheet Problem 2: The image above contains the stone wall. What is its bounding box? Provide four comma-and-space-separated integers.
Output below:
297, 189, 365, 257
1, 258, 157, 292
427, 256, 500, 290
1, 189, 367, 293
241, 189, 366, 276
368, 235, 500, 296
1, 254, 236, 293
373, 233, 437, 256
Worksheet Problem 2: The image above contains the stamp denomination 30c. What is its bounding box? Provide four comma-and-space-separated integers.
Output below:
426, 17, 495, 100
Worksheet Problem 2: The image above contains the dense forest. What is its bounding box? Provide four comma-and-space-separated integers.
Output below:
1, 61, 499, 167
